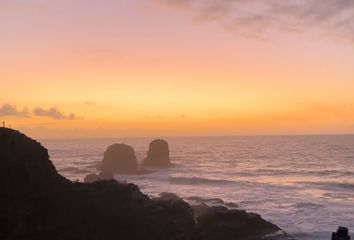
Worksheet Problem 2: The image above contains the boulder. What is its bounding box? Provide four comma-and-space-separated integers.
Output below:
332, 227, 351, 240
144, 139, 170, 167
100, 143, 138, 174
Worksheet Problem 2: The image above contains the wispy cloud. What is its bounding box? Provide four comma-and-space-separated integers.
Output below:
0, 103, 81, 120
152, 0, 354, 42
0, 103, 29, 118
33, 106, 80, 120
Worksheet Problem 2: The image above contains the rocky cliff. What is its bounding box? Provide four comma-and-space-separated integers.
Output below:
0, 128, 293, 240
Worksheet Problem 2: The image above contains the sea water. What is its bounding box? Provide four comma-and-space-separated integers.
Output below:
41, 135, 354, 240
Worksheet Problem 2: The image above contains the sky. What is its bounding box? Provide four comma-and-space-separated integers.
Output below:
1, 0, 354, 138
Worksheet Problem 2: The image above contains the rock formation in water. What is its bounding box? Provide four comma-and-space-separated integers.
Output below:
332, 227, 351, 240
100, 143, 138, 174
193, 204, 288, 240
143, 139, 170, 167
0, 128, 293, 240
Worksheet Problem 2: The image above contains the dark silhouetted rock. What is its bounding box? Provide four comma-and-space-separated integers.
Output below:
0, 128, 68, 193
84, 173, 99, 183
193, 204, 292, 240
0, 128, 201, 240
144, 139, 170, 167
155, 192, 184, 202
0, 128, 294, 240
100, 143, 138, 174
186, 197, 239, 209
332, 227, 351, 240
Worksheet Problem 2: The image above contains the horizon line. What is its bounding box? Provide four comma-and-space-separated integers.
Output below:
38, 132, 354, 141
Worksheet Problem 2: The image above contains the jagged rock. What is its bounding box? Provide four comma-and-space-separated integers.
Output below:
186, 197, 239, 209
332, 227, 351, 240
0, 128, 68, 193
84, 173, 99, 183
144, 139, 170, 167
100, 143, 138, 174
0, 128, 201, 240
0, 128, 295, 240
155, 192, 184, 202
193, 204, 292, 240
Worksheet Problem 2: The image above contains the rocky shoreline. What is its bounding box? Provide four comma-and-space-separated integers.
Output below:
0, 128, 294, 240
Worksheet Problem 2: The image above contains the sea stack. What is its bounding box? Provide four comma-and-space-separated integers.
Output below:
144, 139, 170, 167
100, 143, 138, 174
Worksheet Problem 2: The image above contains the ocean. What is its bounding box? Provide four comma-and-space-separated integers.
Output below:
41, 135, 354, 240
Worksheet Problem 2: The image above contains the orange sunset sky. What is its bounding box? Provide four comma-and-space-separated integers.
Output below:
1, 0, 354, 138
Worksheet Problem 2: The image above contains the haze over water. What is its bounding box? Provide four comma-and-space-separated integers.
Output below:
42, 135, 354, 240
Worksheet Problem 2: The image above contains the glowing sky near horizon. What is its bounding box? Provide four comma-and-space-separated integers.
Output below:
1, 0, 354, 138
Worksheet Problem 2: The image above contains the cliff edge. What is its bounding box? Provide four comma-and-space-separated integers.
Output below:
0, 128, 292, 240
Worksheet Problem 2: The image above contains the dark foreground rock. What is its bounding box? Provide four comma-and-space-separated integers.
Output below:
144, 139, 170, 167
83, 172, 115, 183
0, 128, 199, 240
332, 227, 351, 240
100, 143, 138, 174
186, 196, 239, 209
0, 128, 294, 240
193, 204, 292, 240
